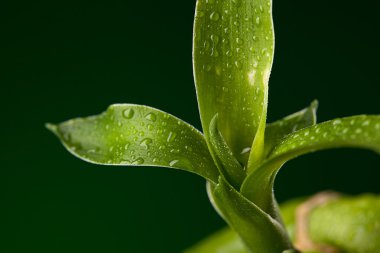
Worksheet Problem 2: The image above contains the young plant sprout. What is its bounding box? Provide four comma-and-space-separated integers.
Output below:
47, 0, 380, 252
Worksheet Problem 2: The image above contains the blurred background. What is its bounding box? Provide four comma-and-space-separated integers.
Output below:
2, 0, 380, 252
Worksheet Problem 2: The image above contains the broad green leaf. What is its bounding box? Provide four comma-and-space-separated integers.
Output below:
263, 100, 318, 158
209, 114, 246, 188
210, 177, 294, 253
309, 194, 380, 253
241, 115, 380, 214
183, 227, 246, 253
47, 104, 219, 183
193, 0, 274, 166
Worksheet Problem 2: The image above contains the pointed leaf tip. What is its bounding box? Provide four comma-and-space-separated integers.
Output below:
45, 123, 58, 134
49, 104, 220, 183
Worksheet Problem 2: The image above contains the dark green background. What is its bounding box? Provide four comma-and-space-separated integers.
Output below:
2, 0, 380, 252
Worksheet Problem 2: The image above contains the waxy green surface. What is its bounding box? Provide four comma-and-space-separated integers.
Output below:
241, 115, 380, 215
193, 0, 274, 166
47, 0, 380, 252
47, 104, 219, 184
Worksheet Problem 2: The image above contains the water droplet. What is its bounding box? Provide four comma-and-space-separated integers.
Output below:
196, 11, 205, 18
375, 123, 380, 130
109, 146, 115, 152
169, 160, 179, 166
145, 113, 156, 122
153, 158, 159, 163
185, 145, 193, 152
236, 38, 243, 45
159, 145, 166, 150
63, 132, 71, 142
355, 128, 363, 134
240, 147, 251, 155
122, 108, 134, 119
131, 157, 144, 165
362, 120, 370, 126
210, 12, 220, 21
211, 34, 219, 44
167, 131, 177, 142
234, 60, 242, 69
124, 142, 130, 150
203, 64, 212, 72
140, 138, 152, 149
210, 48, 219, 57
256, 17, 260, 25
333, 119, 342, 125
147, 124, 154, 131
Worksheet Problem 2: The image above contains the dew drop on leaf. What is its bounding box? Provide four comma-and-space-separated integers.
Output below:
256, 17, 260, 25
140, 138, 152, 149
131, 157, 144, 165
169, 160, 179, 166
210, 12, 220, 21
145, 113, 157, 122
240, 147, 251, 155
167, 131, 177, 142
122, 108, 134, 119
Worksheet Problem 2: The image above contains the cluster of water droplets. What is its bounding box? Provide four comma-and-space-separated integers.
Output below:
196, 0, 273, 77
56, 105, 218, 178
271, 116, 380, 157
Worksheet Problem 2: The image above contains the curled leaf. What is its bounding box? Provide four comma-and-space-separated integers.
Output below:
47, 104, 219, 183
241, 115, 380, 215
264, 100, 318, 157
210, 177, 293, 253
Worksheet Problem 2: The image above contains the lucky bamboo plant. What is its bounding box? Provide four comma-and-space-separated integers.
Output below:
47, 0, 380, 252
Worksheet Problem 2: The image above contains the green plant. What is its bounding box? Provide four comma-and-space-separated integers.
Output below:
47, 0, 380, 252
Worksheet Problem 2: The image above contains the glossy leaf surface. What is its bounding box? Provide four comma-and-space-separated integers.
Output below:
241, 115, 380, 213
193, 0, 274, 165
263, 101, 318, 158
47, 104, 219, 183
210, 177, 293, 253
